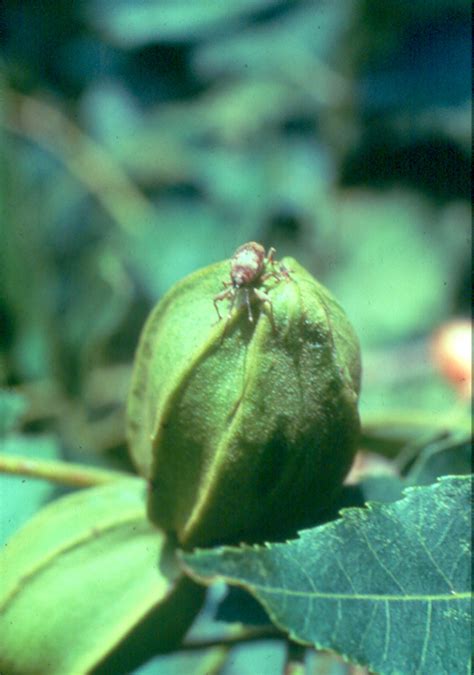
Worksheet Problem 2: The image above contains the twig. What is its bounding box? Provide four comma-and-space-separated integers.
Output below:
0, 453, 135, 488
180, 626, 283, 651
362, 407, 470, 435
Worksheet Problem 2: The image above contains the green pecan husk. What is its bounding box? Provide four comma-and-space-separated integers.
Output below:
127, 255, 361, 548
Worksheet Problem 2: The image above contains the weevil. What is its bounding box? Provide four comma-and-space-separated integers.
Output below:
213, 241, 289, 324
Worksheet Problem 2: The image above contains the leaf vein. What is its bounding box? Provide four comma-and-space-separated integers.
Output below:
359, 527, 407, 594
417, 599, 432, 674
382, 599, 390, 662
253, 583, 470, 602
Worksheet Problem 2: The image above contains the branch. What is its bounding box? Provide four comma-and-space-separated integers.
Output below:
0, 453, 136, 488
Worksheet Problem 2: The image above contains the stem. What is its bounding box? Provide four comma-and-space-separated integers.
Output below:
284, 641, 306, 675
181, 627, 282, 651
362, 406, 470, 435
0, 453, 135, 488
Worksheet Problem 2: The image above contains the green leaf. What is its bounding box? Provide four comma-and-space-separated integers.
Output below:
0, 480, 204, 675
183, 476, 472, 675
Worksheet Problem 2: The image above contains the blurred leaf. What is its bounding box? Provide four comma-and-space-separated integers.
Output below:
88, 0, 281, 47
217, 640, 286, 675
360, 368, 470, 471
327, 192, 469, 346
361, 390, 462, 454
62, 243, 133, 370
124, 199, 240, 297
1, 145, 59, 380
355, 474, 406, 503
358, 1, 471, 113
362, 388, 470, 445
0, 434, 60, 545
80, 79, 142, 149
188, 79, 310, 141
0, 390, 27, 436
305, 650, 353, 675
194, 2, 356, 78
0, 480, 204, 675
406, 435, 471, 487
183, 476, 472, 675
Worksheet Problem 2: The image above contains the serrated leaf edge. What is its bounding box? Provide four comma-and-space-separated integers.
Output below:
180, 475, 472, 675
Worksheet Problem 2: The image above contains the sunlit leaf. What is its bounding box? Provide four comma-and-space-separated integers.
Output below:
0, 480, 204, 675
0, 434, 60, 545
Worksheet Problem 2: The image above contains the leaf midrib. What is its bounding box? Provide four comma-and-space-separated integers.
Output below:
203, 578, 471, 602
0, 510, 145, 612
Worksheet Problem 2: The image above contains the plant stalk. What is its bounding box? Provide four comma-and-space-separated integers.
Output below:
0, 453, 136, 488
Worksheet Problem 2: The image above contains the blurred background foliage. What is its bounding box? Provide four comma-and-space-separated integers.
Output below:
0, 1, 471, 672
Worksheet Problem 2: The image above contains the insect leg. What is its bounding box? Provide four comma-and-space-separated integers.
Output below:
213, 289, 232, 321
244, 288, 254, 322
266, 247, 277, 265
253, 287, 274, 328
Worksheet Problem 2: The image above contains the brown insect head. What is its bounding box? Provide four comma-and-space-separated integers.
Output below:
213, 241, 289, 324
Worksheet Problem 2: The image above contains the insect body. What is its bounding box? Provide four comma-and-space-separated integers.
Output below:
213, 242, 289, 323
